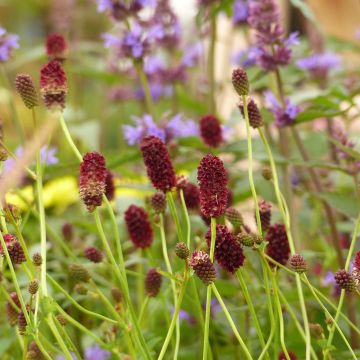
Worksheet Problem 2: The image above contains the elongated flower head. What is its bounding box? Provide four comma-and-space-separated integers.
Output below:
206, 224, 245, 273
28, 280, 39, 295
2, 234, 26, 265
289, 254, 307, 273
140, 135, 176, 192
199, 115, 223, 148
15, 74, 38, 109
190, 251, 216, 285
45, 33, 68, 61
145, 268, 162, 297
334, 269, 357, 292
111, 288, 122, 303
225, 207, 243, 228
266, 223, 290, 266
197, 154, 228, 218
105, 169, 115, 201
124, 205, 153, 248
258, 200, 271, 232
180, 181, 200, 210
18, 310, 28, 335
32, 253, 42, 266
262, 167, 272, 180
79, 152, 107, 212
232, 68, 249, 96
40, 60, 67, 110
175, 242, 190, 259
239, 98, 263, 128
69, 263, 91, 282
354, 251, 360, 269
151, 192, 167, 213
84, 246, 103, 263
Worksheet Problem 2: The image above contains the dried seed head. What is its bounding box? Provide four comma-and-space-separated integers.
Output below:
145, 268, 162, 297
232, 68, 249, 96
45, 33, 68, 61
206, 224, 245, 273
15, 74, 38, 109
18, 310, 28, 335
175, 242, 190, 259
266, 224, 290, 266
4, 203, 22, 223
258, 200, 271, 232
69, 263, 91, 283
236, 232, 254, 247
225, 207, 243, 228
189, 251, 216, 285
74, 283, 88, 295
84, 246, 103, 263
199, 115, 223, 148
151, 192, 167, 214
105, 169, 115, 201
262, 167, 272, 180
27, 341, 44, 360
28, 280, 39, 295
124, 205, 153, 249
334, 269, 357, 292
309, 323, 324, 340
111, 288, 122, 303
140, 136, 176, 192
239, 98, 263, 128
56, 314, 67, 326
40, 60, 67, 110
289, 254, 307, 274
32, 253, 42, 267
0, 147, 7, 161
79, 152, 107, 212
197, 154, 228, 218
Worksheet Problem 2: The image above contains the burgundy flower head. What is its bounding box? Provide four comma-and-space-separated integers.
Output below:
239, 98, 263, 129
105, 169, 115, 201
6, 292, 20, 326
145, 268, 162, 297
334, 269, 357, 292
40, 60, 67, 110
197, 154, 228, 218
205, 224, 245, 273
279, 351, 297, 360
354, 251, 360, 269
189, 251, 216, 285
124, 205, 153, 249
181, 182, 200, 210
258, 199, 271, 232
45, 33, 68, 61
15, 74, 38, 109
79, 152, 107, 212
232, 68, 249, 96
140, 135, 176, 192
84, 246, 103, 263
1, 234, 25, 265
266, 223, 290, 266
200, 115, 223, 148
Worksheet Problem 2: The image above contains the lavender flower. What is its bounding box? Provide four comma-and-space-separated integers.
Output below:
85, 345, 111, 360
181, 43, 202, 68
264, 91, 300, 128
231, 46, 259, 68
247, 0, 298, 71
165, 114, 199, 140
134, 82, 173, 102
233, 0, 249, 25
322, 271, 341, 297
296, 52, 341, 80
96, 0, 155, 20
0, 27, 19, 62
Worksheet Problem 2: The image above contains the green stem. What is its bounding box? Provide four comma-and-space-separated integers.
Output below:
211, 284, 252, 360
203, 218, 216, 360
236, 269, 268, 359
59, 113, 83, 162
242, 95, 262, 235
139, 296, 149, 324
208, 7, 217, 114
166, 191, 184, 243
179, 189, 191, 249
159, 214, 180, 359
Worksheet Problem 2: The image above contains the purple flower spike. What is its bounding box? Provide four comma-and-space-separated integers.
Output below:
0, 27, 19, 62
233, 0, 249, 25
85, 345, 111, 360
264, 91, 300, 128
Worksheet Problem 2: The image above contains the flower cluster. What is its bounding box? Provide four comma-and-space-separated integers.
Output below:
0, 27, 19, 62
266, 223, 290, 266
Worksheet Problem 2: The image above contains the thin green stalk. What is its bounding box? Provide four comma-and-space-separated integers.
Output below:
166, 191, 184, 243
208, 6, 217, 114
236, 269, 268, 359
59, 113, 83, 162
203, 218, 216, 360
179, 189, 191, 249
158, 270, 189, 360
242, 94, 262, 235
258, 127, 311, 359
211, 284, 252, 360
159, 214, 180, 359
139, 296, 149, 324
137, 249, 144, 312
47, 274, 117, 324
33, 335, 53, 360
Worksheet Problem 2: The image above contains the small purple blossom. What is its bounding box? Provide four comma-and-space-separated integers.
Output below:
233, 0, 249, 25
134, 82, 173, 102
0, 27, 19, 62
181, 43, 202, 68
296, 52, 341, 79
85, 345, 111, 360
322, 271, 341, 297
264, 91, 300, 128
231, 46, 259, 68
165, 114, 199, 140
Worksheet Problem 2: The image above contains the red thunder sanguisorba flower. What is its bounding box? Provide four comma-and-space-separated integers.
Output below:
79, 152, 107, 212
354, 251, 360, 269
266, 224, 290, 266
199, 115, 223, 148
239, 98, 263, 129
45, 33, 68, 61
124, 205, 153, 249
145, 268, 162, 297
105, 169, 115, 201
140, 135, 176, 192
1, 234, 25, 265
181, 182, 200, 210
232, 68, 249, 96
189, 251, 216, 285
15, 74, 38, 109
279, 351, 297, 360
353, 251, 360, 282
258, 199, 272, 232
334, 269, 357, 292
40, 60, 67, 110
84, 246, 103, 263
205, 224, 245, 273
197, 154, 228, 218
6, 292, 20, 326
